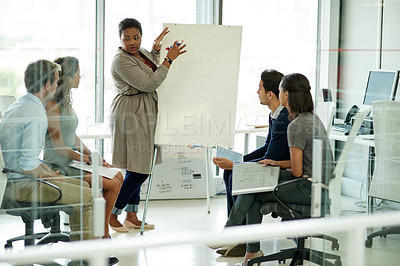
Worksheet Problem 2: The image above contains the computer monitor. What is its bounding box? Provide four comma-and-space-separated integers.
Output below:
322, 88, 332, 102
362, 69, 399, 106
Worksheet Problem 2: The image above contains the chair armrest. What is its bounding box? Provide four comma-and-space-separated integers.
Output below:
273, 178, 306, 219
1, 168, 62, 204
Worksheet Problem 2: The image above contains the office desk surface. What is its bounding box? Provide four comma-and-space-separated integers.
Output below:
77, 123, 111, 139
330, 130, 375, 147
77, 123, 270, 140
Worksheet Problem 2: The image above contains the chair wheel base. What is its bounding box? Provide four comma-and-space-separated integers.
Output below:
331, 242, 340, 251
365, 238, 372, 248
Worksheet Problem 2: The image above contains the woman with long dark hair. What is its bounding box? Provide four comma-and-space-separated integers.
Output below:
44, 56, 123, 240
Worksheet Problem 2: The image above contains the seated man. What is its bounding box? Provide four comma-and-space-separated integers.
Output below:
0, 60, 94, 241
212, 69, 290, 256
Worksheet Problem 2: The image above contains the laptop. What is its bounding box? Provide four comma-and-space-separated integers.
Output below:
232, 162, 280, 195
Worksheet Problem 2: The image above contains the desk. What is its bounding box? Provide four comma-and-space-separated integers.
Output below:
329, 130, 375, 216
77, 123, 111, 140
78, 124, 270, 155
235, 127, 269, 154
329, 130, 374, 147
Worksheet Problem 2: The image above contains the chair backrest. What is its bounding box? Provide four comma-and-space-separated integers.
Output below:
368, 101, 400, 202
0, 145, 7, 207
316, 102, 335, 134
0, 95, 16, 119
329, 107, 371, 216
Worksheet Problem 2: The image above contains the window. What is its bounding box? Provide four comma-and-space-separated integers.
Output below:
223, 0, 318, 126
0, 0, 96, 132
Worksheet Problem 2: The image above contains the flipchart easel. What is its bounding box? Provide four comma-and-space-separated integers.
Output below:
140, 23, 242, 235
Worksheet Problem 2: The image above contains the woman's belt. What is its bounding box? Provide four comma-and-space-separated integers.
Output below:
122, 91, 146, 96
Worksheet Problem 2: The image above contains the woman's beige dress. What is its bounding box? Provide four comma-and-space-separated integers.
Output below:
110, 47, 168, 174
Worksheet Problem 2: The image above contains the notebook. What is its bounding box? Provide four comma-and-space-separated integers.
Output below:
232, 162, 280, 195
69, 161, 121, 179
216, 146, 243, 162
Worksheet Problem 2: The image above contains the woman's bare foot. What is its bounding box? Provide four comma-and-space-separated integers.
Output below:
109, 214, 123, 227
109, 214, 129, 232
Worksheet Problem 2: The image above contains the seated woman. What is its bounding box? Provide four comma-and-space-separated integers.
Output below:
225, 73, 334, 266
44, 56, 123, 238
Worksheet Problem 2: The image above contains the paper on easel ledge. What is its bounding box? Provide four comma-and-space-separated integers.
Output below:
69, 161, 121, 179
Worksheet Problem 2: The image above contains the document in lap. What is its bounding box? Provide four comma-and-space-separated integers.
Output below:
232, 162, 280, 195
216, 146, 243, 162
69, 161, 121, 179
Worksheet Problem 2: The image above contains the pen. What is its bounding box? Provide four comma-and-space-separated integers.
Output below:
166, 42, 181, 50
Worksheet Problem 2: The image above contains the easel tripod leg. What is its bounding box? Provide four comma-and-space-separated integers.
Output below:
205, 147, 211, 214
140, 145, 158, 235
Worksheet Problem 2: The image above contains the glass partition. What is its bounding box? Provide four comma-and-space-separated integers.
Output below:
2, 0, 400, 265
314, 0, 400, 265
0, 0, 97, 251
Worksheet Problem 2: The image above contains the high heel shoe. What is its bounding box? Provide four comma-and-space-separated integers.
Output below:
235, 250, 264, 266
123, 219, 155, 230
110, 224, 129, 233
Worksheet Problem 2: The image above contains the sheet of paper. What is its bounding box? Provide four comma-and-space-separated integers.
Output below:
232, 162, 280, 195
69, 161, 121, 179
216, 146, 243, 162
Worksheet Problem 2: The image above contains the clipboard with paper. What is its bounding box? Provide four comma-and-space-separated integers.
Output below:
232, 162, 280, 195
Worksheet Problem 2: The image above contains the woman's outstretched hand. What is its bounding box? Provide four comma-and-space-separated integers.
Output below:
155, 27, 169, 44
166, 40, 187, 61
153, 27, 169, 51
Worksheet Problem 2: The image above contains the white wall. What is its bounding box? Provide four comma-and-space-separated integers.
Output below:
336, 0, 400, 199
381, 0, 400, 70
338, 0, 381, 117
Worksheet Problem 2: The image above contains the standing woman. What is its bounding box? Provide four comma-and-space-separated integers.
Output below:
224, 73, 334, 266
44, 56, 124, 239
109, 18, 187, 231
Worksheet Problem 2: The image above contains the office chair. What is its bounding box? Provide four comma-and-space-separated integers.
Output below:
247, 108, 371, 266
0, 146, 72, 249
246, 179, 342, 266
365, 101, 400, 248
0, 95, 16, 119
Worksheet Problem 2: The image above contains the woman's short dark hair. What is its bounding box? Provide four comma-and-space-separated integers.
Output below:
118, 18, 142, 37
261, 69, 284, 99
280, 73, 314, 115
